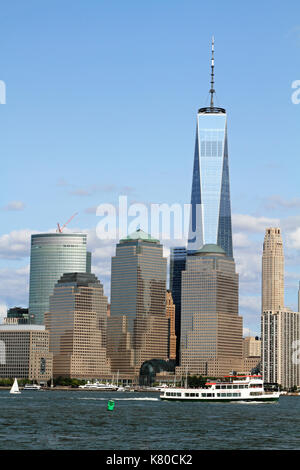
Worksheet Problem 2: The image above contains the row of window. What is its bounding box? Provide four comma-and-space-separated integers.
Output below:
165, 392, 242, 398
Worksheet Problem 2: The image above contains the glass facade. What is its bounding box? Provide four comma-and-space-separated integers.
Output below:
29, 234, 90, 325
188, 110, 233, 257
169, 247, 186, 365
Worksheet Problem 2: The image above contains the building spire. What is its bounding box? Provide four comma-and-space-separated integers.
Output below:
209, 36, 215, 108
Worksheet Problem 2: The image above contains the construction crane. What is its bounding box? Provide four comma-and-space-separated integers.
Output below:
57, 212, 78, 233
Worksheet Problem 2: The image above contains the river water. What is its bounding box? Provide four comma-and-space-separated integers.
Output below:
0, 390, 299, 450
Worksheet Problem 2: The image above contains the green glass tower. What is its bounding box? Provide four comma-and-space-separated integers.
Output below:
29, 233, 91, 325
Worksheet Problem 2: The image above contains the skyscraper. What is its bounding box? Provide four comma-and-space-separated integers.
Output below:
262, 308, 300, 389
45, 272, 110, 378
261, 228, 300, 388
107, 229, 169, 380
169, 246, 186, 364
262, 228, 284, 312
188, 38, 233, 257
29, 233, 91, 325
179, 244, 243, 377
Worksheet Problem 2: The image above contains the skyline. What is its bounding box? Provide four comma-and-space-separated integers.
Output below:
1, 1, 300, 335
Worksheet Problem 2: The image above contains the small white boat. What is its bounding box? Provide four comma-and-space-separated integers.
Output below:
10, 378, 21, 395
79, 380, 118, 391
23, 383, 41, 391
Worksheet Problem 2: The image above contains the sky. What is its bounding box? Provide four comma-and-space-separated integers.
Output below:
1, 0, 300, 335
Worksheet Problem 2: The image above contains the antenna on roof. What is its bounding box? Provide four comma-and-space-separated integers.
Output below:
210, 36, 215, 108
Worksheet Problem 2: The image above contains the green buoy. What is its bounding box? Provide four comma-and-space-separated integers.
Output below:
107, 399, 115, 411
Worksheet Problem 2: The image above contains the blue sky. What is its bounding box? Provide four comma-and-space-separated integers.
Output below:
1, 0, 300, 334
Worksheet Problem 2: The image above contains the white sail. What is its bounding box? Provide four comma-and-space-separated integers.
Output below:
10, 377, 21, 394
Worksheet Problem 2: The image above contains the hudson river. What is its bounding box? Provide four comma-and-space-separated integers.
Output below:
0, 390, 299, 450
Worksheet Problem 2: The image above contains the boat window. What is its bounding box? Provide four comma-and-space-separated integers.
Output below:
185, 393, 190, 397
216, 385, 220, 389
233, 385, 238, 389
226, 385, 232, 389
195, 393, 199, 397
227, 393, 232, 397
202, 393, 207, 397
190, 393, 195, 397
176, 393, 181, 397
166, 392, 170, 396
221, 385, 226, 389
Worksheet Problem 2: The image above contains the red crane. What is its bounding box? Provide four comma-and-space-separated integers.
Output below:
57, 212, 78, 233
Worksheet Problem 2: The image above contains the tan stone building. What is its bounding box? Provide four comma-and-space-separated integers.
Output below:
45, 272, 111, 379
241, 336, 261, 374
0, 324, 53, 383
177, 244, 243, 377
243, 336, 261, 358
262, 228, 284, 312
165, 290, 176, 360
107, 230, 169, 380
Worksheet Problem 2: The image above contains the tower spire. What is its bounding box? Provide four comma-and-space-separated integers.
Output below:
209, 36, 215, 108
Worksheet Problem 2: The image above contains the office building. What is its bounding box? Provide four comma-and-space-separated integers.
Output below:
179, 244, 243, 377
165, 290, 176, 360
0, 324, 52, 383
242, 336, 261, 374
45, 272, 110, 379
29, 233, 91, 325
107, 229, 169, 380
243, 336, 261, 358
262, 309, 300, 389
188, 38, 233, 257
169, 246, 186, 364
262, 228, 284, 312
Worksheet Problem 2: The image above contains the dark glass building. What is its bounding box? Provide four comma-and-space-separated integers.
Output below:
169, 247, 186, 365
7, 307, 29, 324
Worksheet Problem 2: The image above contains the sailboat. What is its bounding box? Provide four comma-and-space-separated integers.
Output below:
10, 378, 21, 395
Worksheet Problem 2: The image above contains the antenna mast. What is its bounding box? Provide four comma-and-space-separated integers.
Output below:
210, 36, 215, 108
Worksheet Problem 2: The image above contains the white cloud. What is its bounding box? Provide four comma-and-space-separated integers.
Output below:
232, 214, 280, 233
0, 304, 7, 324
2, 201, 26, 211
0, 229, 37, 260
0, 265, 29, 308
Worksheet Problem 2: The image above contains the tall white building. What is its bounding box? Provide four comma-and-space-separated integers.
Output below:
261, 309, 300, 389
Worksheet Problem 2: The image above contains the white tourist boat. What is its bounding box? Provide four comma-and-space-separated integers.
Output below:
160, 375, 280, 403
79, 380, 118, 391
10, 378, 21, 395
23, 383, 41, 390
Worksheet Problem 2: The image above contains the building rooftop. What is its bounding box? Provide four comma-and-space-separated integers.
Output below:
120, 229, 159, 243
195, 244, 226, 255
0, 324, 46, 332
56, 272, 100, 287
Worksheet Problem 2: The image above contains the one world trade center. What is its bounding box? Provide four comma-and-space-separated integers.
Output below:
188, 38, 233, 258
